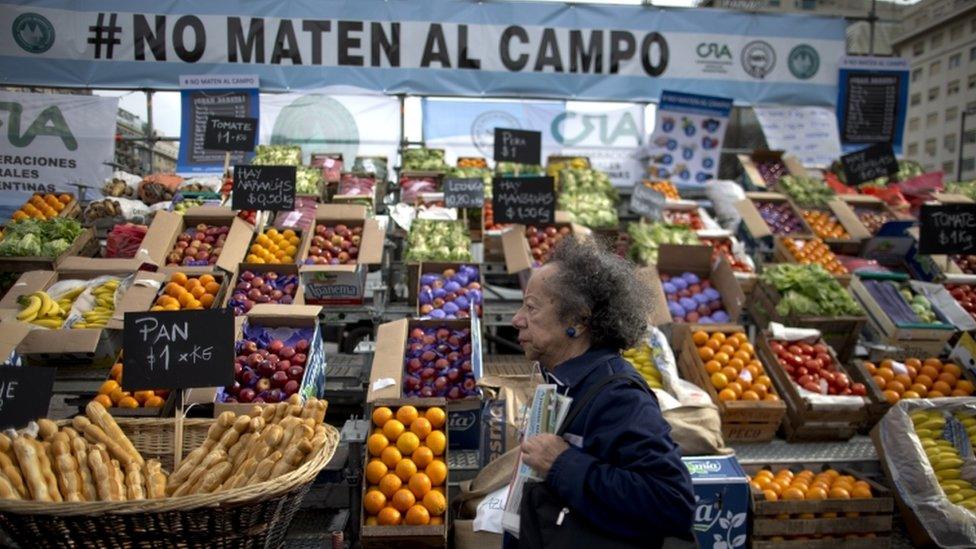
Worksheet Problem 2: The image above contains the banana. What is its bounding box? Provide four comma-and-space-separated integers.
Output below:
31, 318, 62, 329
72, 322, 88, 329
59, 286, 85, 301
949, 492, 965, 504
33, 291, 56, 317
937, 469, 962, 481
934, 458, 964, 471
16, 295, 42, 321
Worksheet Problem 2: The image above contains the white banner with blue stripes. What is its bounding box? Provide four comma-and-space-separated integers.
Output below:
1, 0, 845, 105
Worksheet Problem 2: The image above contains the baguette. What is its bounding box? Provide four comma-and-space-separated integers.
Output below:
87, 445, 114, 501
0, 433, 12, 455
269, 438, 313, 479
271, 402, 290, 424
14, 436, 51, 501
260, 405, 276, 423
144, 459, 166, 499
68, 434, 97, 501
228, 433, 252, 464
86, 402, 143, 466
0, 452, 27, 498
36, 419, 59, 442
35, 441, 62, 502
106, 458, 125, 501
166, 446, 209, 493
51, 439, 83, 502
248, 451, 283, 483
0, 472, 20, 499
72, 416, 133, 466
191, 461, 232, 494
249, 416, 266, 434
171, 450, 226, 497
220, 457, 257, 491
124, 461, 145, 500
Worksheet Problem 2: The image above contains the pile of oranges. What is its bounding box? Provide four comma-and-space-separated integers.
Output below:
151, 272, 221, 311
93, 362, 167, 409
11, 193, 72, 221
364, 405, 448, 527
781, 237, 848, 276
749, 468, 874, 503
245, 228, 301, 265
864, 358, 973, 404
801, 210, 850, 240
693, 330, 779, 402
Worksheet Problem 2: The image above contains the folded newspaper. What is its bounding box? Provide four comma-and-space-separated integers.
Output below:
501, 384, 573, 536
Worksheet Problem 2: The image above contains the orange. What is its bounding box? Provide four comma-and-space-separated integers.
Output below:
133, 390, 155, 404
397, 432, 421, 455
426, 460, 447, 486
926, 390, 945, 398
718, 389, 737, 401
915, 374, 934, 389
923, 357, 942, 369
932, 381, 952, 395
871, 375, 887, 390
408, 473, 432, 498
367, 433, 389, 457
721, 366, 739, 380
741, 390, 760, 401
886, 381, 906, 394
937, 373, 957, 386
58, 193, 72, 204
412, 446, 434, 469
391, 488, 416, 512
118, 396, 139, 409
109, 362, 121, 381
851, 484, 872, 499
395, 458, 418, 482
99, 379, 119, 395
405, 504, 430, 526
423, 489, 447, 516
198, 274, 216, 286
164, 282, 183, 297
718, 344, 736, 356
782, 487, 805, 500
894, 374, 913, 388
909, 383, 928, 395
704, 360, 722, 374
382, 419, 405, 440
363, 490, 386, 515
109, 387, 128, 405
726, 382, 743, 398
169, 272, 188, 286
425, 431, 446, 455
376, 507, 401, 526
380, 446, 402, 469
190, 285, 207, 299
692, 331, 709, 346
373, 406, 394, 427
429, 516, 444, 525
204, 281, 221, 295
93, 394, 113, 408
710, 332, 727, 344
713, 352, 730, 365
378, 473, 402, 498
425, 407, 446, 428
705, 339, 721, 351
805, 487, 827, 500
764, 393, 780, 401
952, 389, 971, 397
178, 292, 194, 308
365, 516, 378, 526
199, 294, 215, 308
393, 405, 418, 426
366, 459, 388, 484
728, 358, 745, 371
919, 365, 939, 380
761, 489, 779, 501
698, 347, 714, 361
876, 368, 895, 383
146, 395, 165, 408
829, 487, 851, 499
711, 372, 729, 390
411, 417, 432, 440
943, 363, 963, 378
956, 380, 975, 394
163, 303, 181, 311
882, 390, 900, 404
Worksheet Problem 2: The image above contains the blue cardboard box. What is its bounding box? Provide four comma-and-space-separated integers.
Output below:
683, 455, 750, 549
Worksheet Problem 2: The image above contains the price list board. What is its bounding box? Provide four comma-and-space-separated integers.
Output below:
842, 73, 901, 143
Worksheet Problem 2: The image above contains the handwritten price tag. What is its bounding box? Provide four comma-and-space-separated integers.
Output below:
0, 367, 55, 430
492, 176, 555, 224
494, 128, 541, 165
918, 203, 976, 255
204, 116, 257, 152
232, 165, 296, 211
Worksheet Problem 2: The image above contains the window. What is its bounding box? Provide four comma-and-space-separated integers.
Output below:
968, 101, 976, 112
951, 24, 963, 41
949, 80, 960, 96
927, 112, 939, 127
908, 142, 919, 156
971, 46, 976, 62
930, 60, 941, 75
932, 32, 943, 49
947, 107, 959, 121
911, 93, 921, 106
912, 68, 923, 82
963, 158, 975, 173
914, 41, 925, 56
800, 0, 815, 9
949, 54, 961, 69
928, 87, 939, 101
925, 138, 937, 155
966, 130, 976, 144
969, 74, 976, 89
943, 161, 955, 174
945, 134, 956, 152
909, 117, 920, 131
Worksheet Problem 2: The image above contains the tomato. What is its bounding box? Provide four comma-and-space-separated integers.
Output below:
804, 359, 823, 371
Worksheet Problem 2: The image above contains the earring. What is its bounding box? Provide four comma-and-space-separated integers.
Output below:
566, 327, 576, 338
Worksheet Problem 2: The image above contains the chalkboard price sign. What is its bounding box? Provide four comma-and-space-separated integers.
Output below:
444, 178, 485, 208
203, 116, 257, 152
122, 309, 235, 391
0, 366, 56, 430
232, 165, 297, 211
630, 182, 666, 219
492, 176, 555, 224
840, 143, 898, 185
494, 128, 542, 165
918, 203, 976, 255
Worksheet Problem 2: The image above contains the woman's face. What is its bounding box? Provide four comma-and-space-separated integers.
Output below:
511, 264, 568, 363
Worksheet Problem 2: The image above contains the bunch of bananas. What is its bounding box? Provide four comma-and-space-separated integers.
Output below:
16, 290, 71, 328
911, 409, 976, 511
622, 343, 664, 390
73, 279, 119, 329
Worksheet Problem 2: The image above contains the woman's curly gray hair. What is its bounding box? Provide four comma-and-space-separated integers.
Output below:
546, 236, 651, 349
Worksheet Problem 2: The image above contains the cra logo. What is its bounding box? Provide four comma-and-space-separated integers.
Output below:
12, 12, 55, 54
0, 101, 78, 151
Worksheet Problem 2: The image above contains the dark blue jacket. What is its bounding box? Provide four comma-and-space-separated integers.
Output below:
538, 346, 695, 541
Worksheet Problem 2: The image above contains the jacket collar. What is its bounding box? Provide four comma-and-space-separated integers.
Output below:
542, 346, 619, 389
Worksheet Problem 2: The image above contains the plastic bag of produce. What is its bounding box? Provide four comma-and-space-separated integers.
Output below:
105, 223, 148, 258
63, 274, 130, 327
875, 399, 976, 547
705, 179, 745, 231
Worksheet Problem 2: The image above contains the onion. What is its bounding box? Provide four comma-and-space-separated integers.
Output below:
429, 309, 447, 319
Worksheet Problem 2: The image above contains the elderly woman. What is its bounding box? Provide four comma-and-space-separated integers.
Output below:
510, 237, 695, 548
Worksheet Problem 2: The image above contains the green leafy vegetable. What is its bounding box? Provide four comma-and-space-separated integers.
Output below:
0, 218, 83, 257
777, 175, 835, 208
405, 219, 472, 262
626, 222, 700, 265
760, 263, 862, 316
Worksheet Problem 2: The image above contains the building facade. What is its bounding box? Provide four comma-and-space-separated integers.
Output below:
893, 0, 976, 180
115, 108, 178, 174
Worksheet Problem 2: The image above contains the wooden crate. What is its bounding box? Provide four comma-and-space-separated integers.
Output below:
749, 281, 866, 363
749, 467, 893, 546
846, 359, 893, 427
674, 324, 785, 442
755, 332, 869, 441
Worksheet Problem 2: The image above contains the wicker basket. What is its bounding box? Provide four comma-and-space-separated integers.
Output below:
0, 417, 339, 548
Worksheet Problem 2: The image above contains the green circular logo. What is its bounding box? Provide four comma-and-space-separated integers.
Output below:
788, 45, 819, 80
12, 13, 55, 54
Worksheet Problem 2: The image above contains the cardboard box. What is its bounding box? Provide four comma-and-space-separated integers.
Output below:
239, 223, 311, 274
0, 321, 31, 365
409, 262, 485, 314
62, 210, 183, 272
222, 263, 305, 315
644, 244, 746, 328
734, 192, 814, 251
837, 195, 901, 236
0, 227, 99, 273
298, 204, 385, 305
146, 271, 230, 316
0, 269, 163, 367
208, 304, 327, 416
154, 207, 255, 276
849, 274, 955, 355
682, 455, 749, 549
368, 317, 483, 404
500, 213, 591, 274
737, 150, 807, 190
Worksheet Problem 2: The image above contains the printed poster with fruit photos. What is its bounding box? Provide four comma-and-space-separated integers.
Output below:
647, 91, 733, 186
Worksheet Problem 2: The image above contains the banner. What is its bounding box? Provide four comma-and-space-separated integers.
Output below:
837, 56, 909, 154
647, 91, 732, 186
177, 74, 259, 174
424, 99, 645, 187
259, 91, 399, 172
0, 1, 845, 105
754, 106, 842, 168
0, 90, 117, 221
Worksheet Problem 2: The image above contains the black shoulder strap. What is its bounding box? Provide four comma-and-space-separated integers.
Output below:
556, 372, 650, 436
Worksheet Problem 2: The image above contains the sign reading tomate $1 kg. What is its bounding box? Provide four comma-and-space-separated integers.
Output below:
232, 165, 296, 211
492, 176, 555, 224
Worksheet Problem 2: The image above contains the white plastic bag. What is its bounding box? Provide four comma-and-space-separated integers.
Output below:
473, 485, 509, 534
705, 179, 746, 231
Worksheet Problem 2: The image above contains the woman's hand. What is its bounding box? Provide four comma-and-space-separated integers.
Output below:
521, 433, 570, 477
